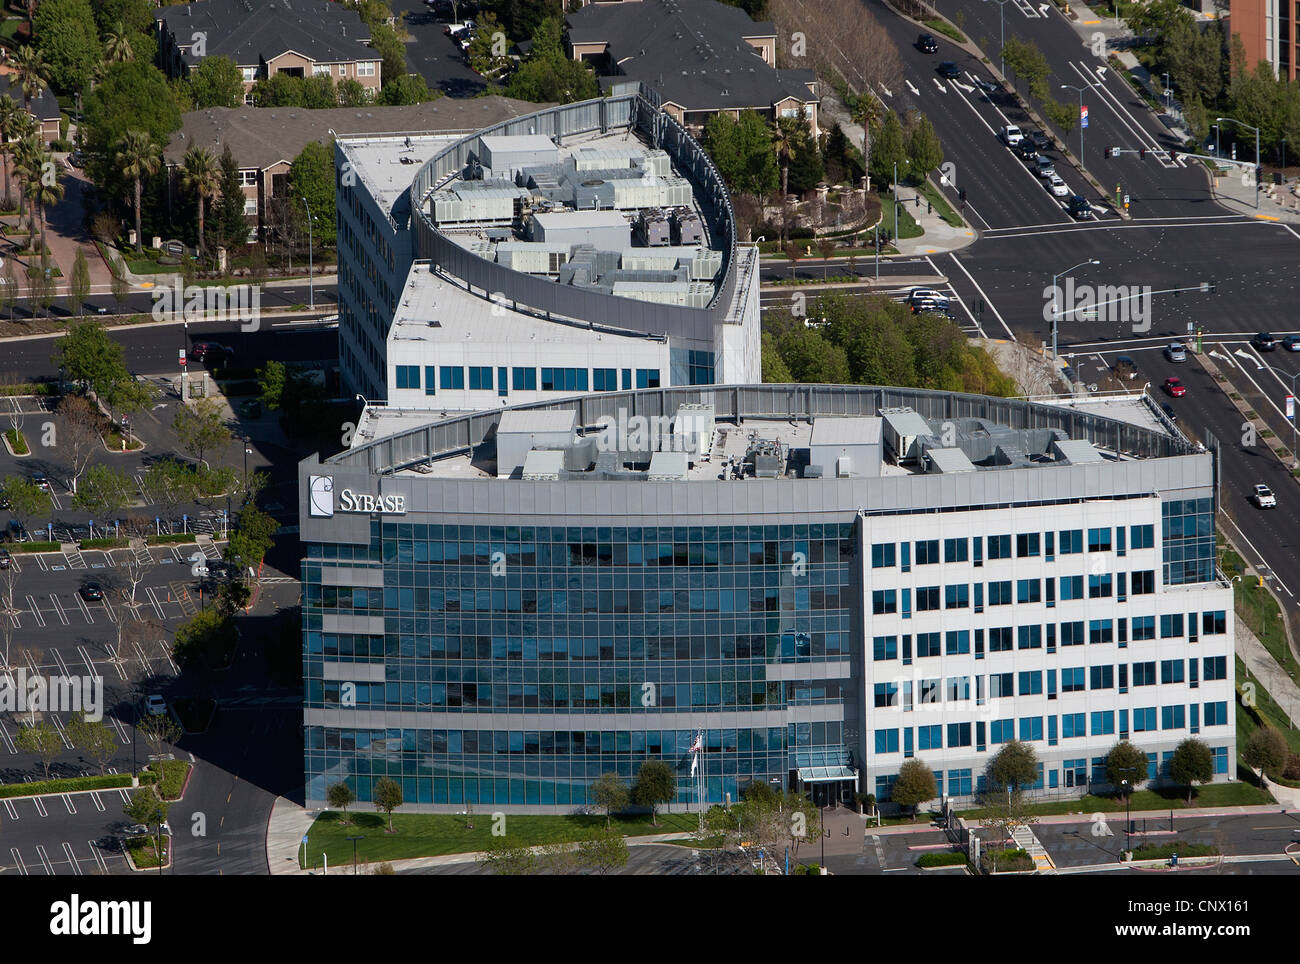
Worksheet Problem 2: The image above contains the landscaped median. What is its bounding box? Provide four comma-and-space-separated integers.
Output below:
959, 780, 1273, 821
916, 851, 970, 870
8, 541, 61, 554
139, 760, 192, 802
0, 773, 133, 799
302, 810, 697, 868
146, 533, 197, 545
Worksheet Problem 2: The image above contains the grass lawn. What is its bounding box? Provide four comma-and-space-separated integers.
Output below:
879, 194, 924, 240
125, 835, 169, 869
1221, 544, 1300, 681
304, 809, 697, 867
960, 780, 1272, 820
4, 428, 26, 454
916, 178, 965, 227
923, 18, 966, 44
127, 260, 180, 275
1236, 656, 1300, 755
102, 430, 143, 451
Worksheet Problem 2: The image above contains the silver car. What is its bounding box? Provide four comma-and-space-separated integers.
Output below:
1164, 342, 1187, 363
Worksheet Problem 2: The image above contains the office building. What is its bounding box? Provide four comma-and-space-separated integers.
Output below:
299, 384, 1233, 812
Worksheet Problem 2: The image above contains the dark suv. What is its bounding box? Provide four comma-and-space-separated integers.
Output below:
1252, 332, 1278, 351
916, 33, 938, 53
1067, 195, 1093, 220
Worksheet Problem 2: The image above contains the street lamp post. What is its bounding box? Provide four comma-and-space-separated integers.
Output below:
346, 835, 364, 875
984, 0, 1009, 78
1051, 258, 1101, 363
893, 162, 899, 242
1061, 84, 1088, 169
1122, 779, 1131, 854
1162, 72, 1170, 109
1286, 371, 1300, 469
299, 196, 314, 309
1216, 116, 1261, 209
1211, 124, 1219, 160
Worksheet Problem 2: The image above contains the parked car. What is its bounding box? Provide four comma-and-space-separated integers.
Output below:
1164, 342, 1188, 362
1160, 403, 1178, 423
937, 61, 961, 79
916, 33, 938, 53
1113, 356, 1139, 380
1034, 155, 1057, 179
1285, 335, 1300, 352
1046, 174, 1069, 197
143, 694, 167, 716
79, 581, 103, 601
189, 342, 232, 362
126, 821, 170, 836
30, 472, 49, 491
1252, 483, 1278, 508
0, 549, 10, 570
1067, 195, 1093, 220
1162, 377, 1186, 397
1252, 332, 1277, 351
999, 124, 1023, 146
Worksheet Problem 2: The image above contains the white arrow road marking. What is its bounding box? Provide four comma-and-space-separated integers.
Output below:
1209, 349, 1235, 368
1235, 348, 1264, 369
954, 81, 974, 93
906, 79, 919, 96
933, 79, 947, 93
879, 84, 892, 98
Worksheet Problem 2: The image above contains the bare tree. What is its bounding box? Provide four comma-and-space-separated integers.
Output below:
137, 710, 180, 762
114, 548, 153, 611
769, 0, 902, 101
0, 562, 17, 671
57, 395, 102, 494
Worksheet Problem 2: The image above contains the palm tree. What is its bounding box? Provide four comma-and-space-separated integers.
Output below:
179, 146, 221, 254
115, 130, 161, 254
0, 96, 22, 211
104, 21, 134, 63
850, 93, 882, 192
13, 46, 48, 114
25, 148, 63, 256
11, 134, 40, 239
770, 116, 799, 198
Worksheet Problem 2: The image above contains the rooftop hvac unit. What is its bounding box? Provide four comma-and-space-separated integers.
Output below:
836, 455, 852, 478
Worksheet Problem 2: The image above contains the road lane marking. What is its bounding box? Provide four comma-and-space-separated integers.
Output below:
948, 254, 1016, 340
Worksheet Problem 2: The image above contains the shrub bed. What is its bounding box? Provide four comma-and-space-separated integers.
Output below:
80, 537, 129, 550
147, 533, 197, 545
0, 774, 132, 798
11, 541, 60, 553
5, 428, 28, 454
1132, 842, 1218, 861
917, 851, 968, 868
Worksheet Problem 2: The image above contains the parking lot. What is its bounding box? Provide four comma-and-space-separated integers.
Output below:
1, 783, 164, 876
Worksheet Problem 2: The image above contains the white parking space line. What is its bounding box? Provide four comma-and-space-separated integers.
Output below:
61, 793, 76, 815
3, 799, 18, 820
32, 795, 48, 817
75, 644, 95, 677
72, 592, 93, 624
62, 842, 83, 875
102, 596, 117, 624
50, 646, 74, 680
34, 844, 54, 874
24, 594, 44, 627
132, 641, 152, 674
88, 841, 108, 874
10, 848, 27, 874
48, 594, 69, 626
106, 714, 129, 744
143, 587, 166, 621
159, 639, 178, 675
48, 715, 74, 750
0, 720, 14, 754
90, 791, 106, 812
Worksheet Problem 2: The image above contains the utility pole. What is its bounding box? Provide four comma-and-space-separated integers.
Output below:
299, 196, 314, 309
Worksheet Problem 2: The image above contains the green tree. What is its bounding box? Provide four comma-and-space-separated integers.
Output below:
172, 607, 237, 671
1168, 738, 1214, 802
114, 129, 162, 254
379, 73, 436, 106
481, 0, 563, 41
988, 740, 1039, 791
338, 78, 371, 107
850, 93, 883, 190
372, 776, 403, 831
576, 827, 630, 873
68, 711, 118, 775
67, 246, 91, 317
13, 45, 48, 114
2, 476, 52, 536
16, 721, 61, 777
301, 74, 338, 110
103, 20, 135, 64
257, 360, 287, 410
173, 398, 231, 467
72, 464, 133, 515
479, 835, 538, 875
26, 147, 64, 256
251, 72, 306, 108
467, 12, 512, 77
1243, 726, 1289, 779
870, 109, 906, 189
589, 771, 630, 828
35, 0, 106, 90
188, 56, 244, 109
770, 116, 799, 197
214, 144, 248, 253
123, 785, 166, 828
225, 503, 279, 571
368, 22, 409, 87
179, 145, 221, 254
81, 60, 181, 212
0, 97, 24, 210
784, 115, 824, 195
704, 109, 779, 199
760, 331, 793, 382
327, 780, 356, 823
633, 759, 677, 827
504, 50, 599, 104
1041, 98, 1078, 136
1105, 741, 1148, 799
289, 140, 337, 247
892, 758, 937, 820
906, 114, 944, 176
53, 320, 129, 395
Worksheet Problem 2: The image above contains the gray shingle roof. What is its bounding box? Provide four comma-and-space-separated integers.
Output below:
158, 0, 375, 68
567, 0, 814, 112
163, 98, 549, 171
0, 74, 60, 123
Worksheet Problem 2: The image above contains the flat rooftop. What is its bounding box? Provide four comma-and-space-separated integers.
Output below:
342, 134, 462, 221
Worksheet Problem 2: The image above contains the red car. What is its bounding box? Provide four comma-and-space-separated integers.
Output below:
189, 342, 231, 362
1162, 377, 1186, 397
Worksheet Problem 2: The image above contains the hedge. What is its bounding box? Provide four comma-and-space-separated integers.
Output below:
147, 533, 197, 545
917, 851, 968, 868
11, 541, 60, 553
0, 774, 132, 798
1132, 842, 1218, 861
0, 383, 53, 397
80, 537, 129, 550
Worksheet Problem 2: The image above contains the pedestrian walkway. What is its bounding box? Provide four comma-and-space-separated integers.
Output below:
890, 185, 977, 257
1236, 615, 1300, 728
1209, 160, 1300, 222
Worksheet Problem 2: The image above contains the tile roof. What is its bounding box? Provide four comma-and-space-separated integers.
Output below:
567, 0, 815, 112
158, 0, 375, 69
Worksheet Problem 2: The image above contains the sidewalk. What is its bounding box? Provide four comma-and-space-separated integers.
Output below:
1237, 614, 1300, 728
890, 185, 977, 256
1208, 160, 1300, 222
